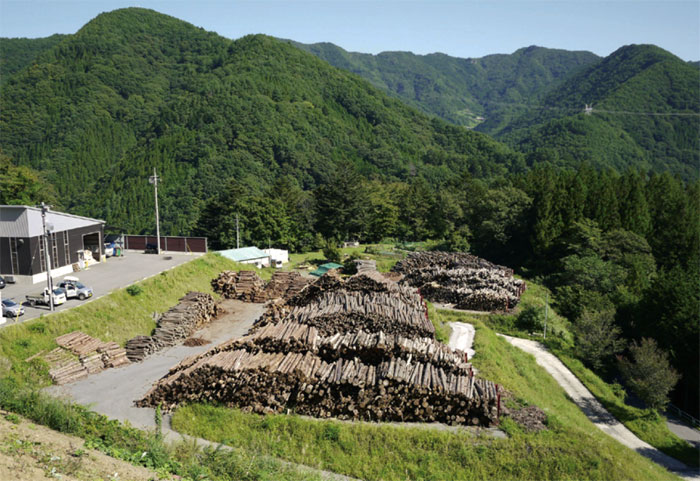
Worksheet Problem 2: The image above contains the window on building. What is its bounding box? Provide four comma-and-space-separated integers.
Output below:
51, 233, 59, 268
63, 233, 70, 266
9, 238, 20, 275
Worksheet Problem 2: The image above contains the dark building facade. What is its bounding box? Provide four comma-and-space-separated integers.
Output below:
0, 206, 105, 283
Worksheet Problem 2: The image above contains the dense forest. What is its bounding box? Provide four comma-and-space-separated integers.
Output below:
292, 41, 599, 128
0, 8, 520, 235
296, 41, 699, 180
0, 33, 66, 81
1, 8, 697, 415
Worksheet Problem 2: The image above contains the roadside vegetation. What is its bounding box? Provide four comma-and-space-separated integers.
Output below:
0, 379, 319, 481
172, 316, 679, 481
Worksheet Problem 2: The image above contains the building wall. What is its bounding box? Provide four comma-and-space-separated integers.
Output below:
1, 224, 104, 277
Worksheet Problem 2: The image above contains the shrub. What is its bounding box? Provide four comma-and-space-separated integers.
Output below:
126, 285, 143, 296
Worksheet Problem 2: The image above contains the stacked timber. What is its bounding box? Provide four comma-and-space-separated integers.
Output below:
285, 291, 433, 338
212, 271, 267, 302
98, 342, 130, 368
392, 252, 525, 311
264, 271, 309, 300
125, 292, 219, 362
138, 348, 497, 425
354, 259, 377, 273
139, 271, 500, 427
46, 332, 130, 384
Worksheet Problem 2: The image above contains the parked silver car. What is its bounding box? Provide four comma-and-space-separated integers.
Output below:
57, 276, 94, 301
2, 298, 24, 318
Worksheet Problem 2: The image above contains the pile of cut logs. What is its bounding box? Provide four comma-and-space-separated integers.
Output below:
212, 271, 267, 302
138, 271, 501, 426
125, 292, 220, 362
264, 271, 309, 300
45, 331, 130, 385
392, 252, 525, 311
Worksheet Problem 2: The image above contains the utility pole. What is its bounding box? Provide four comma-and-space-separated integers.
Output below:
149, 168, 161, 255
41, 202, 55, 312
543, 292, 549, 340
236, 214, 240, 249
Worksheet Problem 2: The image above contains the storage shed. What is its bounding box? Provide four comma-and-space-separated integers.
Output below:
218, 247, 271, 268
0, 205, 105, 284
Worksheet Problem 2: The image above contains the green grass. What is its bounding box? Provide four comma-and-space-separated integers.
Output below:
172, 317, 680, 481
0, 378, 319, 481
289, 244, 405, 273
0, 253, 247, 386
476, 277, 696, 468
553, 351, 699, 468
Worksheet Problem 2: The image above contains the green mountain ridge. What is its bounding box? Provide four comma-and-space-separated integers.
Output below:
291, 40, 600, 128
0, 33, 67, 82
497, 44, 700, 179
0, 7, 521, 235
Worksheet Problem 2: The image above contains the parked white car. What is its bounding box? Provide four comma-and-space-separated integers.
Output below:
26, 288, 66, 307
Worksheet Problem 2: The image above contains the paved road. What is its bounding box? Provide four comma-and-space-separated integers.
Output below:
1, 252, 202, 325
502, 334, 700, 481
448, 321, 476, 360
666, 413, 700, 450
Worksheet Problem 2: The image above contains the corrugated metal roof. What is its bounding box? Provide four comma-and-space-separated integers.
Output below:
218, 246, 270, 262
0, 205, 104, 238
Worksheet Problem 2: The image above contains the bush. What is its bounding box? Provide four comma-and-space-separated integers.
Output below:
619, 338, 680, 411
126, 285, 143, 296
322, 239, 341, 263
516, 305, 544, 332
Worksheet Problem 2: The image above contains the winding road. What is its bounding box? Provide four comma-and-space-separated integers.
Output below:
501, 334, 700, 481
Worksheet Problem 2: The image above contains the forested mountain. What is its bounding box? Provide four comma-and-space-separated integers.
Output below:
497, 45, 700, 180
292, 41, 599, 128
0, 34, 66, 82
0, 8, 521, 235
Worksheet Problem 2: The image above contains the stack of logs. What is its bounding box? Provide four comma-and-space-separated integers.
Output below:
125, 292, 220, 362
212, 271, 267, 302
45, 331, 130, 385
138, 272, 500, 426
264, 271, 309, 300
392, 251, 525, 312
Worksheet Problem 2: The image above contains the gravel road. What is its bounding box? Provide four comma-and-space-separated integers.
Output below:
502, 334, 700, 480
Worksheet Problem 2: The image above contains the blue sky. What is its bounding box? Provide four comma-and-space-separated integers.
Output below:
1, 0, 698, 61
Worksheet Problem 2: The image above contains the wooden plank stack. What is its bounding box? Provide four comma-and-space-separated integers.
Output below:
138, 271, 501, 427
392, 251, 526, 312
212, 270, 267, 302
45, 332, 130, 384
125, 292, 220, 362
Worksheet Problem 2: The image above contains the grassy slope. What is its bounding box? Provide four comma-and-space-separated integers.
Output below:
477, 281, 698, 468
0, 253, 244, 386
171, 316, 679, 481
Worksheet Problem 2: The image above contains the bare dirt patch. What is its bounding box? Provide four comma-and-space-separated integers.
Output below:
0, 412, 159, 481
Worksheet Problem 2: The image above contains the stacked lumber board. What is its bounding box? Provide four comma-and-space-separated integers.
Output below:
125, 292, 220, 362
46, 332, 130, 384
138, 272, 500, 426
212, 270, 267, 302
392, 251, 525, 311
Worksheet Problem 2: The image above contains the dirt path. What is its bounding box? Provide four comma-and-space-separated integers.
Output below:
502, 335, 700, 481
0, 412, 159, 481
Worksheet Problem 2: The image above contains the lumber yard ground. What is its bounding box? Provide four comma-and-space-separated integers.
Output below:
1, 252, 202, 324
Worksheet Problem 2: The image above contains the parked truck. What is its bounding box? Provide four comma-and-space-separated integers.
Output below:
25, 287, 66, 307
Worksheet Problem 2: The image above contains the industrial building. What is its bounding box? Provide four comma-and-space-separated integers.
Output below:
0, 205, 105, 284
